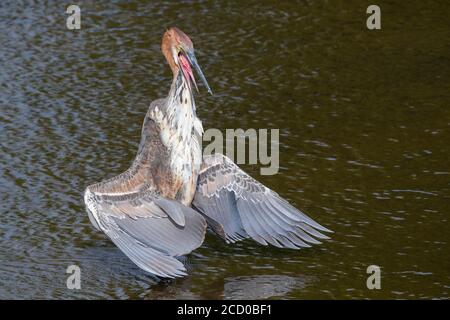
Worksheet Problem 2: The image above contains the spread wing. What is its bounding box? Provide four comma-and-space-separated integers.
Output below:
84, 187, 206, 278
192, 154, 331, 248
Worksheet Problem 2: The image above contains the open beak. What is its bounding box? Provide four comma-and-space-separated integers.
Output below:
179, 48, 213, 95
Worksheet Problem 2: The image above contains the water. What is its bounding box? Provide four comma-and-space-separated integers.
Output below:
0, 0, 449, 299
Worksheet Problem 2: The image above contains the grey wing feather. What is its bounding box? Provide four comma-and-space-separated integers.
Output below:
107, 228, 188, 278
84, 188, 206, 278
192, 153, 331, 248
154, 198, 186, 227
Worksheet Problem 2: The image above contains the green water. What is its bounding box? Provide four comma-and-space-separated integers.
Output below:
0, 1, 448, 299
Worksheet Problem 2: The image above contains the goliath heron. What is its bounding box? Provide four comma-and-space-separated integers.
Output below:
84, 27, 331, 278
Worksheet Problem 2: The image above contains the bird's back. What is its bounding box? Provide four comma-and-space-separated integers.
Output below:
83, 97, 207, 278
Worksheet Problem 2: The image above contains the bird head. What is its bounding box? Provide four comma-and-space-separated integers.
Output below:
161, 27, 212, 95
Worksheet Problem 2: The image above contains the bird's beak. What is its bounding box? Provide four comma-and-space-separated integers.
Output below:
181, 48, 213, 95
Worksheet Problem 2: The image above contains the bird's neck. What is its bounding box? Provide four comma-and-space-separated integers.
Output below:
163, 72, 203, 144
157, 72, 203, 202
141, 72, 203, 204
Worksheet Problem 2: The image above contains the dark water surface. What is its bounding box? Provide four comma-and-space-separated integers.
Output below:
0, 1, 449, 299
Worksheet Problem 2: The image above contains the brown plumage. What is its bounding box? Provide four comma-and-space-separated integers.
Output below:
84, 27, 331, 278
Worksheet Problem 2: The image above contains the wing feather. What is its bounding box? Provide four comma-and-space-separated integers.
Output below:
85, 187, 206, 278
193, 154, 331, 249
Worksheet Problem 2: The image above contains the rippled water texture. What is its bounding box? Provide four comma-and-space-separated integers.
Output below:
0, 1, 449, 299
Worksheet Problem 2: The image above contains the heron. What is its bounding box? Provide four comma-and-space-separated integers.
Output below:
84, 27, 331, 278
